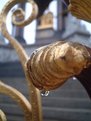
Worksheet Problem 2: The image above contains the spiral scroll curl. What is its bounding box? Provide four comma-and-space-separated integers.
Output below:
0, 0, 43, 121
27, 41, 91, 91
0, 0, 38, 27
1, 0, 91, 121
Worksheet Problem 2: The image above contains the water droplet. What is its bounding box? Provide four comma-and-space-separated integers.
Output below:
41, 90, 49, 97
73, 77, 77, 80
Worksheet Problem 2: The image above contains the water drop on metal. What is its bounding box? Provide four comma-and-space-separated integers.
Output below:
41, 90, 49, 97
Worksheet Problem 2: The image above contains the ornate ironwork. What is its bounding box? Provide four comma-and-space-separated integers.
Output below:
0, 0, 91, 121
0, 0, 42, 121
27, 41, 91, 91
68, 0, 91, 23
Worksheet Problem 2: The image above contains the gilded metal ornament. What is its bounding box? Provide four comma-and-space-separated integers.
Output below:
27, 41, 91, 91
68, 0, 91, 23
0, 0, 42, 121
0, 0, 91, 121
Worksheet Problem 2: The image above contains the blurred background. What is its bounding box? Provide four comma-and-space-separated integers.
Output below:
0, 0, 91, 121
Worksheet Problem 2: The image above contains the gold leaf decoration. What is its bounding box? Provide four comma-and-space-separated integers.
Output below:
68, 0, 91, 22
27, 41, 91, 91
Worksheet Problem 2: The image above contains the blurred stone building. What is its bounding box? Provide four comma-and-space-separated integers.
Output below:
0, 1, 91, 121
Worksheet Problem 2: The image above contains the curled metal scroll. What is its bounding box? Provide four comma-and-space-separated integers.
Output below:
0, 109, 7, 121
0, 0, 42, 121
1, 0, 38, 27
1, 0, 91, 121
0, 81, 32, 121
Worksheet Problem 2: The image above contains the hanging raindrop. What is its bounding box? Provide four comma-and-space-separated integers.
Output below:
41, 90, 49, 97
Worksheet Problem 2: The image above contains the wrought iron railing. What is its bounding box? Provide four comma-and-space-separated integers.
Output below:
0, 0, 42, 121
0, 0, 91, 121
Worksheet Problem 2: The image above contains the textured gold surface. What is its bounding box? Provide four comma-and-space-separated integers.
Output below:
27, 41, 91, 91
68, 0, 91, 22
0, 0, 91, 121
